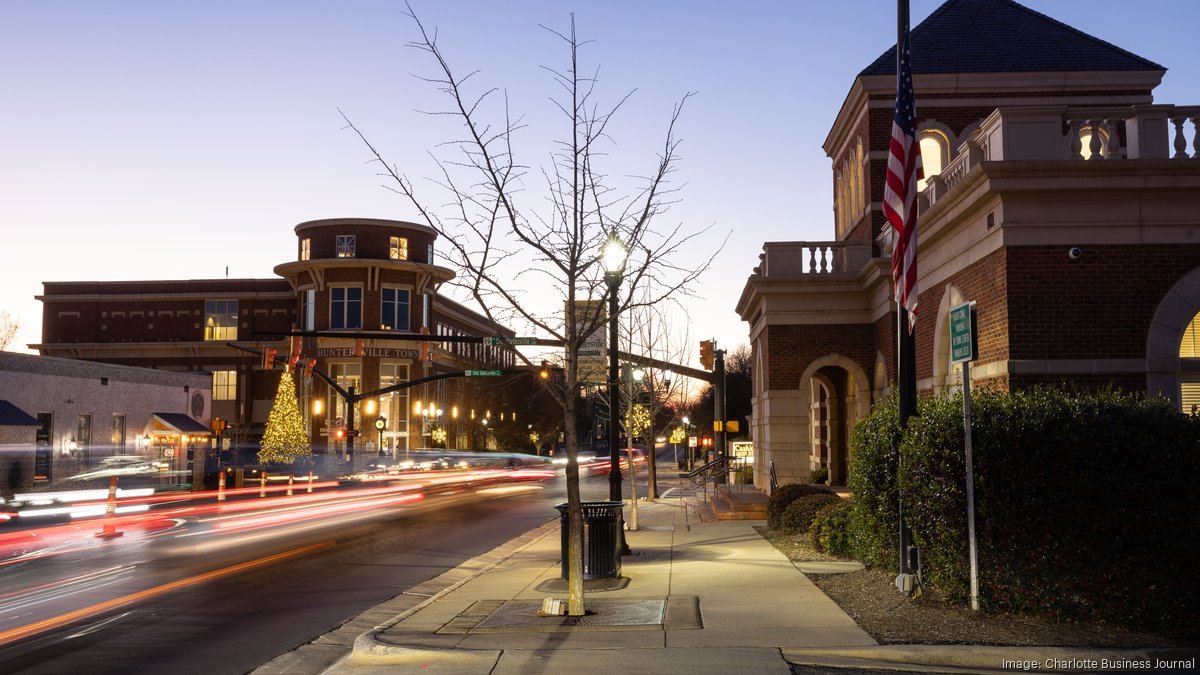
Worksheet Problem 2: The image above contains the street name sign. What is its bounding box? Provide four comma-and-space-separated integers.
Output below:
466, 369, 503, 376
486, 337, 538, 346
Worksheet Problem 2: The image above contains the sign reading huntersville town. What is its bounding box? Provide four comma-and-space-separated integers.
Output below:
950, 302, 976, 364
317, 347, 420, 359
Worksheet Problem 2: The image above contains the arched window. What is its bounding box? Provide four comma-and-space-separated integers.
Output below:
834, 137, 868, 238
917, 129, 949, 193
1179, 311, 1200, 413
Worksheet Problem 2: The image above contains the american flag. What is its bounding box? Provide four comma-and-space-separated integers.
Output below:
882, 25, 922, 330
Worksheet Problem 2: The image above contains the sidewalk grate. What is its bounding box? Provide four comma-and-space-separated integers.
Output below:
439, 598, 686, 634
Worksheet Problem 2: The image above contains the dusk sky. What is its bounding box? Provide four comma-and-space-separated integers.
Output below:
2, 1, 1196, 368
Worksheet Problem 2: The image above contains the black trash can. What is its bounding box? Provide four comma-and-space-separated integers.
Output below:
556, 501, 623, 579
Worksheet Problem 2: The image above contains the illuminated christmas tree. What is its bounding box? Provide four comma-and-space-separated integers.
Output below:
259, 370, 312, 465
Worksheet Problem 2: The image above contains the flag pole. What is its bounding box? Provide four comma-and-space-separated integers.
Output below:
895, 0, 918, 579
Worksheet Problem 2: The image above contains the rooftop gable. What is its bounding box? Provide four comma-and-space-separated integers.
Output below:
859, 0, 1163, 77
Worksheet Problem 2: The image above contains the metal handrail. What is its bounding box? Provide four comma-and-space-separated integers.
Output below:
682, 456, 735, 506
683, 456, 733, 481
769, 461, 778, 493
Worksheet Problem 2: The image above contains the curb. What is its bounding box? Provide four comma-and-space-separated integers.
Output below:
782, 645, 1200, 673
327, 518, 560, 670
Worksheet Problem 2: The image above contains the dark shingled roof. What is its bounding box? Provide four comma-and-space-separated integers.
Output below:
0, 400, 39, 427
860, 0, 1163, 77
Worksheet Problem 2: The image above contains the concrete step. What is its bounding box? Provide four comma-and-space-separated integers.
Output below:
710, 486, 768, 520
692, 498, 717, 523
708, 490, 767, 521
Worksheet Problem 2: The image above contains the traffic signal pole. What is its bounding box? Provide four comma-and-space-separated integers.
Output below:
714, 348, 727, 483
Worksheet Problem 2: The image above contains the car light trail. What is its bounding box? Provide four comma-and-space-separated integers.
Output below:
0, 541, 335, 647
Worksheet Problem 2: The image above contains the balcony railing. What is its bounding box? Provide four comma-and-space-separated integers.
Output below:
921, 103, 1200, 211
753, 240, 873, 276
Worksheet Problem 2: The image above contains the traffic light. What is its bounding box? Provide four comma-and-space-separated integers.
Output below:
355, 338, 365, 357
539, 360, 550, 380
262, 348, 277, 369
699, 340, 714, 370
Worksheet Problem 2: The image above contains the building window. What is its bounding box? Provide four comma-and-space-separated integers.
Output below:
300, 238, 311, 261
213, 370, 237, 401
380, 363, 410, 453
328, 362, 362, 425
336, 235, 356, 258
835, 138, 867, 239
301, 289, 315, 331
204, 300, 238, 340
1179, 311, 1200, 413
917, 130, 949, 193
330, 287, 362, 330
36, 412, 52, 446
381, 287, 411, 331
389, 236, 408, 260
111, 414, 126, 450
76, 414, 92, 448
427, 243, 434, 263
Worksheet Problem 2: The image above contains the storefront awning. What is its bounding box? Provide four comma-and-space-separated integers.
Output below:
151, 412, 212, 435
0, 400, 39, 426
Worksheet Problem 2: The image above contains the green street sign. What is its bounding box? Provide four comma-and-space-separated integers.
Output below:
950, 302, 976, 364
486, 336, 538, 346
466, 369, 504, 377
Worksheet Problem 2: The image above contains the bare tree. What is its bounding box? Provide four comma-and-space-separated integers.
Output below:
341, 7, 714, 615
0, 311, 20, 351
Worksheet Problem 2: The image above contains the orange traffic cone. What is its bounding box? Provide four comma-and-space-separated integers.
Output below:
260, 471, 267, 498
307, 469, 314, 493
287, 472, 294, 496
95, 476, 124, 539
217, 469, 227, 502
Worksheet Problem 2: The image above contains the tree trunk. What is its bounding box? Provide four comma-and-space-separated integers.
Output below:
562, 399, 586, 616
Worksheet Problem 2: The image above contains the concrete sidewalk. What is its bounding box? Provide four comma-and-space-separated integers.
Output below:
255, 484, 1196, 675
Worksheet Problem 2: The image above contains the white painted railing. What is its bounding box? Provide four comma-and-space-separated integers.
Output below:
754, 240, 873, 276
919, 103, 1199, 211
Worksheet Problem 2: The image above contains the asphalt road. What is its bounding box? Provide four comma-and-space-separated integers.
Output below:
0, 472, 605, 675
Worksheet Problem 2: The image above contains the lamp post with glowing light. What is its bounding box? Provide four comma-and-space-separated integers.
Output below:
375, 416, 386, 456
601, 233, 631, 554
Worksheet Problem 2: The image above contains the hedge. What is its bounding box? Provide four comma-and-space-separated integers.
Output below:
777, 493, 842, 534
850, 386, 1200, 630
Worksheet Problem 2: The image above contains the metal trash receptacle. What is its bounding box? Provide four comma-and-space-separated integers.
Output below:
555, 501, 623, 579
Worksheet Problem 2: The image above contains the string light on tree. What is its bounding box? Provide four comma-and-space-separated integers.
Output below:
259, 371, 312, 465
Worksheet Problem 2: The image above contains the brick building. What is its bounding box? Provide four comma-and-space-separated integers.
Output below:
736, 0, 1200, 489
36, 217, 516, 464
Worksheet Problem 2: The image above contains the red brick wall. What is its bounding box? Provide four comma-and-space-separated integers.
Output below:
299, 224, 436, 264
40, 280, 294, 345
1006, 245, 1200, 360
873, 313, 896, 387
764, 324, 874, 391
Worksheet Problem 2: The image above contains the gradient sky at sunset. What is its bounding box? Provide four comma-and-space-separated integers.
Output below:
2, 1, 1196, 367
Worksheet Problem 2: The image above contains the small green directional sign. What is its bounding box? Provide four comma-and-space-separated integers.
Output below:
466, 369, 504, 377
486, 336, 538, 346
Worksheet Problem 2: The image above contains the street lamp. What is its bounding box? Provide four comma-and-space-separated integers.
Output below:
375, 416, 387, 457
601, 232, 630, 554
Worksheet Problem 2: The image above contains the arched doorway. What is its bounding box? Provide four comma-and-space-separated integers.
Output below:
798, 355, 871, 486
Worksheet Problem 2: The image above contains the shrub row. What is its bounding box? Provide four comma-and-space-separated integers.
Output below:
850, 387, 1200, 630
